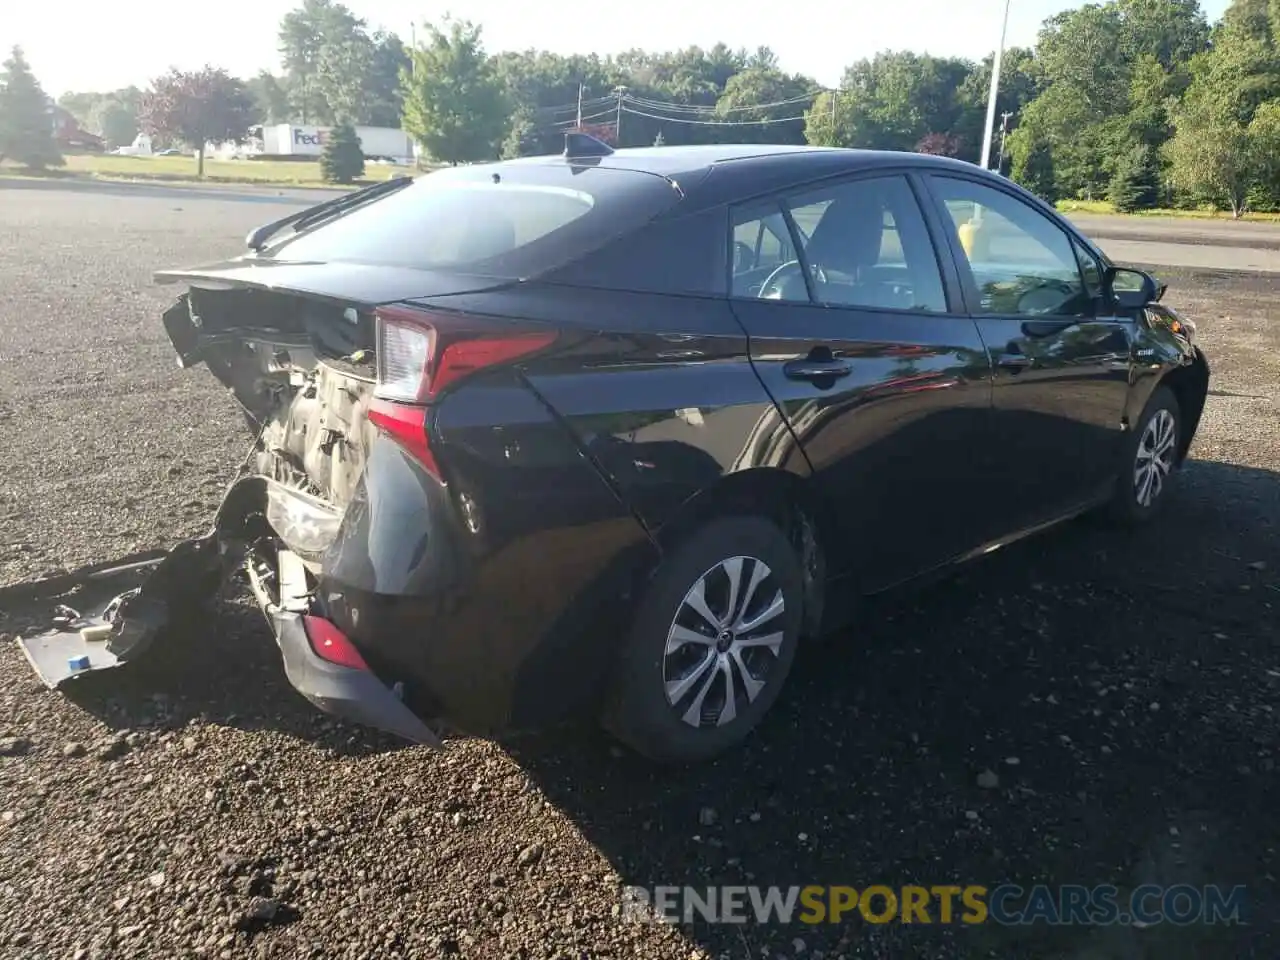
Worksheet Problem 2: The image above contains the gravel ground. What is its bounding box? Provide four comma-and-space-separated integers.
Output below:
1, 182, 1278, 960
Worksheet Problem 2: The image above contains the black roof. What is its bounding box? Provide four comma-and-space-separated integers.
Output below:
500, 143, 986, 211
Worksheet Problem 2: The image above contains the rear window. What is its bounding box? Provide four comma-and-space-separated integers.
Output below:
269, 164, 681, 279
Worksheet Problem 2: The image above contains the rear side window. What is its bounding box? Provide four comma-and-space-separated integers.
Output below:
271, 165, 681, 279
730, 207, 795, 297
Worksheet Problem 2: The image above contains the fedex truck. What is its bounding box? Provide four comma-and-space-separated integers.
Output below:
260, 124, 415, 161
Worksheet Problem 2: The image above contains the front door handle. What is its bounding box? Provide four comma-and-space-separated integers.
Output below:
1021, 319, 1075, 339
997, 354, 1033, 373
783, 357, 853, 381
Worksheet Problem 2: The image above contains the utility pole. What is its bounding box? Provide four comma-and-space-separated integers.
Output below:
613, 85, 627, 145
829, 89, 837, 132
980, 0, 1012, 170
995, 111, 1014, 174
576, 84, 583, 128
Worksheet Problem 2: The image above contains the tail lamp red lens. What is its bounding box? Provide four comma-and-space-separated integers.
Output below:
302, 615, 369, 671
366, 305, 556, 479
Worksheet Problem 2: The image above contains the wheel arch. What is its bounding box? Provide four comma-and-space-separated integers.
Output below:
1159, 347, 1210, 464
652, 467, 832, 637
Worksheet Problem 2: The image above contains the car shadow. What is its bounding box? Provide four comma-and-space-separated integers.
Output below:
501, 457, 1280, 959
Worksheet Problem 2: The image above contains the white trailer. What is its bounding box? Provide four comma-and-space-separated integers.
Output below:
260, 124, 415, 161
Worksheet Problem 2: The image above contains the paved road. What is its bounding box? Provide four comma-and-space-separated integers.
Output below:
1067, 212, 1280, 249
1065, 212, 1280, 273
1, 179, 1278, 960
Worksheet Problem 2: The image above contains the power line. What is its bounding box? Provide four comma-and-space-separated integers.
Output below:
530, 89, 827, 118
618, 103, 811, 125
624, 90, 826, 114
535, 97, 614, 117
552, 108, 620, 126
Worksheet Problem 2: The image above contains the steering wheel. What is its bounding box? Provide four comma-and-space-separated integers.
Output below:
759, 260, 825, 299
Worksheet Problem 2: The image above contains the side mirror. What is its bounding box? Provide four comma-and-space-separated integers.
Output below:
1107, 266, 1161, 310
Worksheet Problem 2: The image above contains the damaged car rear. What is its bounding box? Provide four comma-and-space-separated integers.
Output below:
18, 154, 692, 750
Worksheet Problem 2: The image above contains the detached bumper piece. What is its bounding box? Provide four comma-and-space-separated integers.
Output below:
11, 538, 220, 688
7, 472, 439, 748
246, 545, 442, 748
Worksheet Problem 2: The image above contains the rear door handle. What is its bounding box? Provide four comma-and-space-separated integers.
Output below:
783, 358, 853, 381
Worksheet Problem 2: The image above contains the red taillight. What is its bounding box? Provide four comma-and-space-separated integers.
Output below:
369, 306, 556, 478
366, 399, 439, 476
302, 615, 369, 671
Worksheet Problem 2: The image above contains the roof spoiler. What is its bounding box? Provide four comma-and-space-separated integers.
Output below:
564, 132, 614, 160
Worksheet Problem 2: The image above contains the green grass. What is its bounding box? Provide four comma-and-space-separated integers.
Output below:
1057, 198, 1280, 222
1, 153, 406, 187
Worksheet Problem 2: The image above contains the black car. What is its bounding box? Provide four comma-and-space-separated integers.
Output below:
22, 137, 1209, 763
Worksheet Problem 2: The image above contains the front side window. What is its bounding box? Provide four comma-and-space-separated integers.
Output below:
932, 176, 1090, 318
729, 177, 947, 311
1073, 238, 1105, 302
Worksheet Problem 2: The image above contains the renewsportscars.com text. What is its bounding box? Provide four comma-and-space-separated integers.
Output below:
620, 884, 1247, 926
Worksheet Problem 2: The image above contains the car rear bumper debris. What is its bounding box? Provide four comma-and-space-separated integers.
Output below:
7, 536, 221, 688
4, 472, 441, 749
245, 542, 442, 748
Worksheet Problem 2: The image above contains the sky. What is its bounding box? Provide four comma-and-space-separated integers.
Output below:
3, 0, 1234, 99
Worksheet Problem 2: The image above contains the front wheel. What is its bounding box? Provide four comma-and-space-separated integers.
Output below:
1110, 385, 1182, 524
603, 515, 804, 763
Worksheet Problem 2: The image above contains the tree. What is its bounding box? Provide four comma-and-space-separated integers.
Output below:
93, 100, 140, 148
1167, 104, 1257, 215
248, 71, 292, 124
0, 47, 62, 170
366, 33, 410, 127
279, 0, 365, 123
320, 121, 364, 182
277, 0, 405, 126
494, 50, 619, 157
1110, 143, 1161, 210
714, 67, 814, 144
1166, 21, 1280, 215
141, 67, 255, 177
1011, 0, 1212, 200
955, 47, 1042, 158
317, 29, 375, 123
1220, 0, 1276, 44
916, 132, 964, 157
1009, 125, 1057, 202
57, 87, 142, 149
807, 52, 974, 152
1121, 0, 1211, 70
402, 19, 507, 165
58, 91, 102, 125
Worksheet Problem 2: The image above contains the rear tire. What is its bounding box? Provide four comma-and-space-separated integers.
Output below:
1109, 385, 1182, 525
603, 515, 804, 764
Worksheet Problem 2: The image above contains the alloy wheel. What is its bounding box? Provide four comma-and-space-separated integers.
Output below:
662, 555, 787, 729
1134, 408, 1178, 508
